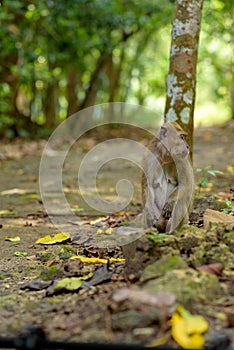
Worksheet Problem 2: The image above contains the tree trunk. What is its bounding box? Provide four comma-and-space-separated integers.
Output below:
104, 49, 125, 122
229, 67, 234, 120
43, 81, 58, 128
230, 80, 234, 120
66, 66, 79, 118
79, 53, 110, 111
164, 0, 204, 156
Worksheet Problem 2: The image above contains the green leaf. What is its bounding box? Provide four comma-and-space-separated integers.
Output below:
14, 251, 28, 257
0, 210, 18, 216
201, 177, 208, 187
225, 200, 232, 208
54, 277, 83, 291
207, 170, 223, 177
71, 208, 84, 212
54, 273, 93, 292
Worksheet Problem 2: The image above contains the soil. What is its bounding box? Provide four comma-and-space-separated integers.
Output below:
0, 124, 233, 349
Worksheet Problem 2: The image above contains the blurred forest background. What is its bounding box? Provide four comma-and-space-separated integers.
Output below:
0, 0, 233, 138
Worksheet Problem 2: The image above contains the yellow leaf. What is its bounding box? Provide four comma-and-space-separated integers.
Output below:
35, 232, 70, 245
96, 228, 104, 234
96, 227, 113, 235
185, 315, 209, 334
54, 272, 93, 292
105, 227, 113, 234
90, 217, 106, 225
113, 211, 132, 216
5, 236, 21, 242
178, 305, 208, 334
226, 165, 234, 175
170, 306, 208, 349
70, 255, 125, 264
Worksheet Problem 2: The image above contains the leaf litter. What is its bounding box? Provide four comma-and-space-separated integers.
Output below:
0, 127, 234, 347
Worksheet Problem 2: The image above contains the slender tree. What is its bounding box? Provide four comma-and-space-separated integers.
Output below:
164, 0, 204, 155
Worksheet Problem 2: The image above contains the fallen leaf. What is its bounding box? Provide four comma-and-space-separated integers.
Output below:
5, 236, 20, 242
0, 210, 18, 216
70, 255, 125, 264
71, 208, 84, 212
35, 232, 70, 245
197, 263, 224, 276
53, 272, 93, 292
170, 305, 208, 349
105, 227, 113, 234
226, 165, 234, 175
90, 217, 106, 225
46, 258, 59, 267
1, 188, 33, 195
82, 265, 112, 288
21, 279, 52, 291
96, 228, 105, 235
14, 251, 28, 257
54, 277, 83, 292
113, 211, 132, 216
96, 227, 113, 235
27, 255, 37, 261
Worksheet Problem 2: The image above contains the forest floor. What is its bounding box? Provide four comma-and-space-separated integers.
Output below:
0, 123, 233, 349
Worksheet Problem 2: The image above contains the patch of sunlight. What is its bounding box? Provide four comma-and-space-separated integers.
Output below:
195, 102, 230, 126
1, 188, 36, 195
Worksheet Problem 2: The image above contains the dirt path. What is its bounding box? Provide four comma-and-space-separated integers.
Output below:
0, 125, 233, 347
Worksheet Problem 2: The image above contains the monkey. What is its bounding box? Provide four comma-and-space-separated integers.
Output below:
142, 121, 194, 233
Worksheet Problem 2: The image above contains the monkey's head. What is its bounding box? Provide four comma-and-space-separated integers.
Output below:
160, 122, 189, 160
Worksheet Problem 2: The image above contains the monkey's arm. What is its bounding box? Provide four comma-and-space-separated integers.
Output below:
165, 158, 194, 233
142, 158, 167, 227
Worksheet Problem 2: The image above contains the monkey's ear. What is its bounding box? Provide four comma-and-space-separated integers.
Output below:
160, 126, 167, 139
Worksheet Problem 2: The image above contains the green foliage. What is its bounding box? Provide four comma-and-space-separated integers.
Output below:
196, 0, 234, 125
0, 0, 233, 136
148, 230, 168, 243
196, 166, 224, 190
221, 200, 234, 214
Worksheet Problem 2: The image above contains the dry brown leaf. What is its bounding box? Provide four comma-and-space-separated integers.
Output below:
196, 263, 224, 276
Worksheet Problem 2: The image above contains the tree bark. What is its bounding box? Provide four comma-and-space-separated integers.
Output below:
66, 66, 79, 118
43, 81, 58, 128
230, 80, 234, 120
104, 49, 125, 122
79, 53, 111, 111
164, 0, 204, 155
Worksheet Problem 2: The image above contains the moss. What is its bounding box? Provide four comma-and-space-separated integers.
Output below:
39, 265, 64, 281
141, 255, 188, 281
144, 268, 227, 307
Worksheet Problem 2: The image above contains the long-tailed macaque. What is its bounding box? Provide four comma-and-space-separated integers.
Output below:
142, 122, 194, 233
